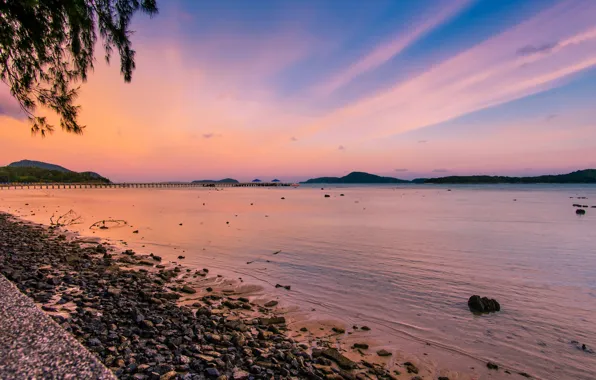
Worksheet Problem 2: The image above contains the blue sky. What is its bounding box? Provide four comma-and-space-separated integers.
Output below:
1, 0, 595, 181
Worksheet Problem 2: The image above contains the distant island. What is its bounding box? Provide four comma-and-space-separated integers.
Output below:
1, 160, 110, 183
302, 170, 596, 184
418, 169, 596, 184
192, 178, 239, 184
302, 171, 409, 184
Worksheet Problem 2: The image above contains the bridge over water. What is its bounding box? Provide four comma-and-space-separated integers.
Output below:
0, 182, 291, 190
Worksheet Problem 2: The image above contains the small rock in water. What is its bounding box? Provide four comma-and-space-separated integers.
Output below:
576, 209, 586, 215
281, 197, 285, 200
361, 326, 371, 331
264, 300, 278, 307
179, 223, 183, 226
324, 194, 331, 198
376, 349, 392, 357
181, 285, 196, 294
404, 362, 418, 374
332, 327, 345, 334
352, 343, 368, 349
178, 255, 185, 259
486, 362, 499, 370
132, 230, 139, 233
468, 295, 500, 313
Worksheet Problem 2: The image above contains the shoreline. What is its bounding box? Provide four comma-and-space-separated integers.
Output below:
0, 211, 440, 380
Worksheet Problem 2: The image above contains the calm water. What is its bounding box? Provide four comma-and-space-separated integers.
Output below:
1, 185, 595, 379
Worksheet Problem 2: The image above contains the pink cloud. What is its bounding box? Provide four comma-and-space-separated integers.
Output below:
313, 0, 471, 96
293, 0, 596, 145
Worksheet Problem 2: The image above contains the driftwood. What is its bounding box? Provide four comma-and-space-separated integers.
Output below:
50, 209, 82, 227
89, 219, 128, 230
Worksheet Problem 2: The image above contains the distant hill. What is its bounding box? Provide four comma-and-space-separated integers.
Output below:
192, 178, 239, 184
302, 171, 409, 184
421, 169, 596, 184
0, 166, 110, 183
8, 159, 72, 173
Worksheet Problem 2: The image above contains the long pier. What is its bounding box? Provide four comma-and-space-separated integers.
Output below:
0, 182, 291, 190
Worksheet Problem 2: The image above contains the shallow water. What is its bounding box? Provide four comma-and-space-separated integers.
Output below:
1, 185, 595, 379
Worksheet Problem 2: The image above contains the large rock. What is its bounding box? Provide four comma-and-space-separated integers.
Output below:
468, 295, 500, 313
321, 348, 356, 369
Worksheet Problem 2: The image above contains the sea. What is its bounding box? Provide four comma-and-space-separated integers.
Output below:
1, 184, 595, 379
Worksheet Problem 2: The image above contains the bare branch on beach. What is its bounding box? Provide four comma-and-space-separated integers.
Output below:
50, 209, 82, 227
89, 219, 128, 230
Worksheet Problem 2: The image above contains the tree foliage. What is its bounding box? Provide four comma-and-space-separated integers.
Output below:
0, 0, 158, 135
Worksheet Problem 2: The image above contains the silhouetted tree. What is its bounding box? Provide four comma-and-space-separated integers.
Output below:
0, 0, 158, 135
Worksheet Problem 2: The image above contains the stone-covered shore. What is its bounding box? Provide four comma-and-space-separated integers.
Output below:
0, 212, 403, 380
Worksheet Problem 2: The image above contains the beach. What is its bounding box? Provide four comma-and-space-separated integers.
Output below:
1, 185, 595, 379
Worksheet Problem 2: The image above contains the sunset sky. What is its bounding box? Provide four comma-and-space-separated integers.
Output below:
1, 0, 596, 182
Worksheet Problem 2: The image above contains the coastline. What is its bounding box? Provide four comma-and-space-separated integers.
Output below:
0, 211, 444, 380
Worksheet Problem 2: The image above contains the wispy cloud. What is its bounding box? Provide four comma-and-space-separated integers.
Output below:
418, 140, 428, 144
546, 114, 558, 121
290, 136, 298, 141
394, 168, 409, 172
313, 0, 470, 96
0, 84, 26, 120
432, 168, 449, 173
203, 133, 216, 139
338, 145, 346, 151
298, 1, 596, 143
516, 42, 558, 56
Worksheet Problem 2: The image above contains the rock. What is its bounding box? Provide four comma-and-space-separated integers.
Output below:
352, 343, 369, 350
404, 362, 418, 374
332, 327, 345, 334
107, 287, 122, 297
361, 326, 371, 331
321, 348, 356, 369
376, 349, 392, 357
232, 369, 249, 380
133, 230, 139, 234
160, 371, 177, 380
260, 317, 286, 325
178, 255, 185, 259
206, 368, 220, 377
486, 362, 499, 370
181, 285, 196, 294
95, 245, 107, 254
151, 255, 162, 262
576, 209, 586, 215
340, 194, 344, 196
468, 295, 500, 313
324, 194, 331, 198
438, 377, 450, 380
264, 300, 278, 307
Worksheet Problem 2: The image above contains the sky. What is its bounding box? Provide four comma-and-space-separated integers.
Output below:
1, 0, 596, 182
